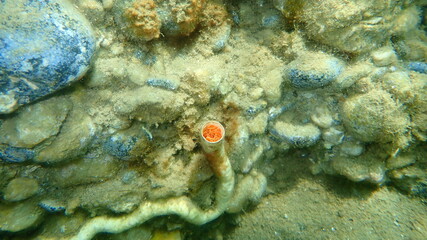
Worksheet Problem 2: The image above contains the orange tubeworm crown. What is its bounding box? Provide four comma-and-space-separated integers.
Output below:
200, 121, 225, 154
202, 121, 225, 143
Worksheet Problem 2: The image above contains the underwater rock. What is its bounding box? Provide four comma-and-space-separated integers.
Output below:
227, 171, 267, 213
340, 140, 364, 157
146, 78, 179, 91
389, 165, 427, 198
51, 154, 117, 188
270, 121, 321, 148
34, 109, 96, 164
39, 199, 66, 213
341, 90, 410, 144
322, 127, 344, 148
210, 23, 232, 53
381, 71, 414, 103
387, 152, 416, 170
113, 87, 186, 124
0, 97, 72, 149
104, 134, 138, 160
180, 70, 212, 105
409, 182, 427, 198
331, 155, 386, 184
3, 178, 39, 202
371, 46, 398, 67
333, 62, 372, 90
0, 201, 44, 232
284, 52, 344, 89
293, 0, 404, 53
311, 107, 334, 129
0, 146, 34, 163
407, 62, 427, 74
246, 112, 269, 135
121, 170, 139, 184
261, 14, 281, 28
0, 0, 96, 114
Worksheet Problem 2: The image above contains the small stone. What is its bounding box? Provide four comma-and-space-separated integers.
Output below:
322, 128, 344, 147
4, 178, 39, 202
34, 109, 96, 164
247, 112, 269, 135
340, 141, 364, 156
211, 24, 231, 52
122, 170, 138, 184
285, 51, 344, 89
371, 47, 398, 67
104, 134, 138, 160
0, 95, 17, 114
407, 62, 427, 74
52, 155, 117, 188
0, 0, 96, 113
311, 107, 334, 128
0, 97, 72, 148
103, 0, 115, 9
249, 87, 264, 100
381, 71, 413, 103
146, 78, 179, 91
39, 199, 66, 213
331, 155, 385, 184
270, 121, 321, 148
333, 62, 372, 90
227, 171, 267, 213
112, 87, 186, 124
387, 153, 416, 170
261, 14, 280, 28
0, 202, 44, 232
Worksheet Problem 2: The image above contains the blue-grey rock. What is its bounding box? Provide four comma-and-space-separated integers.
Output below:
0, 0, 96, 114
146, 78, 179, 91
0, 146, 34, 163
104, 134, 138, 160
231, 10, 240, 25
211, 24, 231, 53
407, 62, 427, 74
285, 52, 344, 89
134, 50, 157, 66
121, 170, 138, 184
261, 14, 280, 28
410, 182, 427, 198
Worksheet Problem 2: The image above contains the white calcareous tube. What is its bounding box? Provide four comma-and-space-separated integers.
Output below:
70, 121, 234, 240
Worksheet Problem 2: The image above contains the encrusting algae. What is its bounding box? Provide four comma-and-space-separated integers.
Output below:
124, 0, 161, 41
